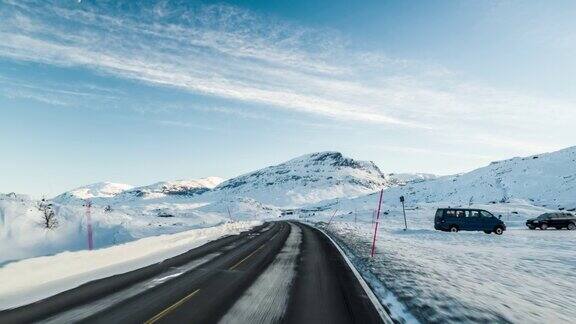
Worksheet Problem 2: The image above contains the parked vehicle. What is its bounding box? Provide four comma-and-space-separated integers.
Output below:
434, 208, 506, 235
526, 213, 576, 230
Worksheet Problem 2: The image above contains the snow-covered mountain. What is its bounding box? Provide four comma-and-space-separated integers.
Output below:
116, 177, 224, 201
387, 173, 438, 185
52, 182, 134, 204
381, 146, 576, 210
212, 152, 392, 207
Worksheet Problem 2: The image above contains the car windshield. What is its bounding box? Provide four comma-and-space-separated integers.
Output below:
537, 214, 549, 220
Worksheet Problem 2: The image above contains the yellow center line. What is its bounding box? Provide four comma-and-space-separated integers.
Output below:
144, 225, 284, 324
229, 230, 281, 271
145, 289, 200, 324
228, 244, 266, 270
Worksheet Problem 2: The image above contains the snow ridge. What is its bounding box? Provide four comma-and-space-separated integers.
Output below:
52, 182, 134, 204
117, 177, 224, 200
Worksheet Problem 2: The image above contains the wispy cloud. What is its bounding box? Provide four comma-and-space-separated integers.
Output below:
0, 75, 120, 107
156, 120, 216, 131
0, 0, 575, 156
368, 143, 496, 161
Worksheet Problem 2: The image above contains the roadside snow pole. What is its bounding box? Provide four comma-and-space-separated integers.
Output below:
370, 189, 384, 258
400, 196, 407, 231
85, 199, 93, 250
227, 206, 233, 221
327, 209, 339, 226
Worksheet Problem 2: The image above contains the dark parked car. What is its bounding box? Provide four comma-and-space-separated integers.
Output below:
434, 208, 506, 235
526, 213, 576, 230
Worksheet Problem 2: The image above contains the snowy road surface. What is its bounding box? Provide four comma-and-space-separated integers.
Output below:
0, 222, 389, 324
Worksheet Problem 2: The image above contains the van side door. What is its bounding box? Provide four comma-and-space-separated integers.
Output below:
467, 210, 483, 230
455, 210, 470, 230
444, 209, 458, 229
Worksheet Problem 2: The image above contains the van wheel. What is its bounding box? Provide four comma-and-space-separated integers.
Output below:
540, 224, 548, 230
449, 226, 458, 233
494, 227, 504, 235
484, 230, 491, 234
568, 222, 576, 231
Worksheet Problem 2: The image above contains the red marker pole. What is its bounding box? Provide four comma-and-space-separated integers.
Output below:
370, 189, 384, 258
86, 199, 93, 250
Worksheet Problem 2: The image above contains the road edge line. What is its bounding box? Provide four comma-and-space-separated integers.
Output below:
315, 227, 394, 324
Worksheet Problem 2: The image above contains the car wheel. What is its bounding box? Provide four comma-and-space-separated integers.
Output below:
540, 224, 548, 230
494, 226, 504, 235
484, 230, 491, 234
568, 222, 576, 231
449, 226, 458, 233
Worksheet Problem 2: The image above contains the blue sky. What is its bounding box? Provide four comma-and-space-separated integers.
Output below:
1, 0, 575, 197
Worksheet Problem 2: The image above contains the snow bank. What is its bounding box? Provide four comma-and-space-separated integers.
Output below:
0, 195, 133, 263
0, 193, 250, 263
0, 221, 261, 310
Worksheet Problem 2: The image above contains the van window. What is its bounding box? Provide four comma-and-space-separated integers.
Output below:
455, 210, 465, 218
469, 210, 481, 217
445, 210, 456, 217
481, 211, 493, 218
435, 210, 444, 218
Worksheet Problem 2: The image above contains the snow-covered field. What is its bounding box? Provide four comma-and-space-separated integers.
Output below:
313, 204, 576, 323
0, 221, 261, 310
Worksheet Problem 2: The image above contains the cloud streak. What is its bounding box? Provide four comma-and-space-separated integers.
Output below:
0, 0, 575, 155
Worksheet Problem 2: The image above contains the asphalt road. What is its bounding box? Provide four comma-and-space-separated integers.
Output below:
0, 221, 390, 324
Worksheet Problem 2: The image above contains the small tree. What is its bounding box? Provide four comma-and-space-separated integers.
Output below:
38, 198, 58, 229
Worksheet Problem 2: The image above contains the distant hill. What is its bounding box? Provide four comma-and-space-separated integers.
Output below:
52, 182, 134, 204
382, 146, 576, 210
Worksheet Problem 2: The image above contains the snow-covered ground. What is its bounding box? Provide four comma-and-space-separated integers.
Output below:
309, 203, 576, 323
0, 221, 261, 310
0, 195, 134, 263
0, 192, 276, 263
